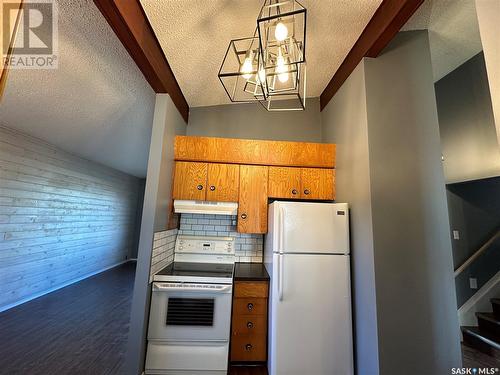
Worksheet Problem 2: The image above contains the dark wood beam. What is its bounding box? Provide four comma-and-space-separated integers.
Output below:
1, 0, 24, 99
320, 0, 424, 111
93, 0, 189, 122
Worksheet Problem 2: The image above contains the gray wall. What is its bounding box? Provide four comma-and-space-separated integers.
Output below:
125, 94, 187, 375
364, 31, 461, 375
321, 62, 380, 375
0, 125, 141, 312
187, 98, 322, 142
321, 31, 462, 374
435, 52, 500, 183
475, 0, 500, 149
154, 97, 187, 231
447, 177, 500, 307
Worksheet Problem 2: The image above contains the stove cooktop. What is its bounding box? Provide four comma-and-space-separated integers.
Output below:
153, 262, 235, 284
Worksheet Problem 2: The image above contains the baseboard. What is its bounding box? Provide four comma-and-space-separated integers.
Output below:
458, 270, 500, 327
0, 259, 132, 313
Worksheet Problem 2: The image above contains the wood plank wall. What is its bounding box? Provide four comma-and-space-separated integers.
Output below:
0, 126, 141, 311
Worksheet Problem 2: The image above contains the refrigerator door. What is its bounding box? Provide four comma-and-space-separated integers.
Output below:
273, 201, 349, 254
268, 253, 353, 375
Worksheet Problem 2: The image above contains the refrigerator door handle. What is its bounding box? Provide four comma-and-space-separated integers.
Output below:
279, 207, 285, 253
278, 253, 284, 301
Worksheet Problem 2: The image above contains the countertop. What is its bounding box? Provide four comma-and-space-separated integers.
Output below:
234, 262, 270, 281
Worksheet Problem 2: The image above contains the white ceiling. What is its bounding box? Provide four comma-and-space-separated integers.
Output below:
140, 0, 383, 107
0, 0, 484, 178
0, 0, 155, 178
403, 0, 482, 82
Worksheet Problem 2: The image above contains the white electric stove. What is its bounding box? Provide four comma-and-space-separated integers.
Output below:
146, 235, 235, 375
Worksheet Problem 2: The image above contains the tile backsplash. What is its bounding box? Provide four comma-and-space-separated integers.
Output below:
150, 229, 177, 279
178, 213, 263, 263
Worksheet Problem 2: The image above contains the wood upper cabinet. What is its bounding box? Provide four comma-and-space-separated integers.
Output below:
268, 167, 301, 199
269, 166, 335, 200
172, 136, 337, 233
238, 165, 269, 234
301, 168, 335, 200
206, 163, 240, 202
172, 161, 208, 200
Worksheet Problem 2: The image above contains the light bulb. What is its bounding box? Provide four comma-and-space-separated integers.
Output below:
276, 51, 289, 83
275, 21, 288, 42
258, 68, 266, 84
240, 57, 253, 79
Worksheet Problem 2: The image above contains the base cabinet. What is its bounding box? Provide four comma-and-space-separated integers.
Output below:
230, 281, 269, 362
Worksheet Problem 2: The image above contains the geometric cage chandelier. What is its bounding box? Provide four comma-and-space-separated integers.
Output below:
218, 0, 307, 111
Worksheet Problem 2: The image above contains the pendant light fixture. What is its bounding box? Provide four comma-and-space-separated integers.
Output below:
218, 0, 307, 111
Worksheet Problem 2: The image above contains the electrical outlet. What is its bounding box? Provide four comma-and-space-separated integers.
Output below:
453, 230, 460, 240
469, 278, 478, 289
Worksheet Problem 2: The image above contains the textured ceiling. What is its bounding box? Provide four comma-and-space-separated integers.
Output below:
140, 0, 383, 107
0, 0, 155, 178
403, 0, 482, 82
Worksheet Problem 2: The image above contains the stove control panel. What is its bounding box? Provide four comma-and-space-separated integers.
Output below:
175, 235, 235, 256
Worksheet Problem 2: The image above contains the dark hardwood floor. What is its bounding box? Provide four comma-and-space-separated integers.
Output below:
462, 343, 500, 368
0, 262, 136, 375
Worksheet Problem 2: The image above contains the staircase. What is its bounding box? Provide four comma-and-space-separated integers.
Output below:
462, 298, 500, 357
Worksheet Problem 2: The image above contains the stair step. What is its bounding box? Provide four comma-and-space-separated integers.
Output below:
477, 312, 500, 338
462, 326, 500, 357
492, 298, 500, 319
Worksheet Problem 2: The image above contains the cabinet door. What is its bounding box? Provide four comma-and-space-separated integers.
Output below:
172, 162, 208, 200
206, 163, 240, 202
300, 168, 335, 200
238, 165, 269, 234
268, 167, 301, 199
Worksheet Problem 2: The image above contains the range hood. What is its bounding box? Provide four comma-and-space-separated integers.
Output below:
173, 200, 238, 216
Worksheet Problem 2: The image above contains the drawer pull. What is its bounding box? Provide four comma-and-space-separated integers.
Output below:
304, 189, 310, 195
197, 184, 203, 190
240, 213, 248, 220
210, 185, 216, 191
292, 189, 298, 195
247, 321, 254, 329
247, 303, 254, 311
245, 344, 253, 351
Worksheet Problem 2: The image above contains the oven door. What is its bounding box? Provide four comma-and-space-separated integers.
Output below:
148, 282, 232, 342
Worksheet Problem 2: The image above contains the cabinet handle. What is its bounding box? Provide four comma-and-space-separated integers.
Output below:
241, 213, 248, 220
245, 344, 253, 351
247, 321, 254, 329
247, 302, 254, 311
291, 189, 298, 195
210, 185, 216, 191
197, 185, 203, 191
304, 189, 310, 195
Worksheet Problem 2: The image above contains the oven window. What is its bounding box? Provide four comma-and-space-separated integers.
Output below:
166, 298, 215, 326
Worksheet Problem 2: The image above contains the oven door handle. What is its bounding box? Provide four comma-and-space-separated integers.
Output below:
153, 283, 232, 293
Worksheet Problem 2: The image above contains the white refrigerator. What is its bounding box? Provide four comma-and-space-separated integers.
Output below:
264, 201, 353, 375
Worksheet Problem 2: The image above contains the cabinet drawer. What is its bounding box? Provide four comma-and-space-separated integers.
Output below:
230, 334, 267, 362
232, 314, 267, 336
233, 298, 267, 316
234, 281, 268, 298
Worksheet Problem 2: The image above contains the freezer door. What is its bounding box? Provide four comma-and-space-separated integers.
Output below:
268, 253, 353, 375
279, 202, 349, 254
